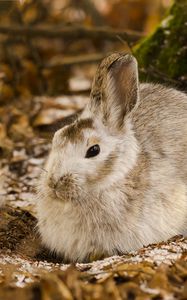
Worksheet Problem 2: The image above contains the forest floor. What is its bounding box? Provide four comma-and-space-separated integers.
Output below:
1, 84, 187, 300
1, 0, 186, 298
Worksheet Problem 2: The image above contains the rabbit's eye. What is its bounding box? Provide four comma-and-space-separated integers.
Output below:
85, 144, 100, 158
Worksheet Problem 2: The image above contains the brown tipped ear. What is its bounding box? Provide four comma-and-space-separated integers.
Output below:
108, 54, 139, 115
90, 53, 139, 131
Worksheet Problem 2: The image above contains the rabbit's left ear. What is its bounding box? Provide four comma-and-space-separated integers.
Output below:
90, 53, 139, 131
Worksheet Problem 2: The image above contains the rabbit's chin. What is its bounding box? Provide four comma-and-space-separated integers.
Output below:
54, 190, 80, 203
37, 184, 77, 205
50, 185, 82, 204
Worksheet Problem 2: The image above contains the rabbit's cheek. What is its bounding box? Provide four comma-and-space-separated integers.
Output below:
86, 150, 117, 186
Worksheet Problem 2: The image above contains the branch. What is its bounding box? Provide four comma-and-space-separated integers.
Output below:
45, 53, 107, 69
0, 25, 145, 44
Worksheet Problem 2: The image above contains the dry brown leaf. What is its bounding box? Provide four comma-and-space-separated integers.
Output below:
22, 4, 40, 24
0, 123, 13, 157
0, 82, 14, 103
9, 114, 34, 142
41, 275, 73, 300
0, 64, 13, 82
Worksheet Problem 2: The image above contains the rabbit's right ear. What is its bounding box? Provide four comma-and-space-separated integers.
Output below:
89, 53, 139, 131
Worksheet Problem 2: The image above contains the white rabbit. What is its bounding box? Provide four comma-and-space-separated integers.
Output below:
36, 53, 187, 263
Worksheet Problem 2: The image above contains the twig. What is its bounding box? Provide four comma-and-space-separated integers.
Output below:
139, 66, 183, 87
80, 267, 154, 280
0, 25, 145, 44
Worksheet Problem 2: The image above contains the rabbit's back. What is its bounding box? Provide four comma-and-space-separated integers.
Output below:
132, 83, 187, 180
125, 83, 187, 239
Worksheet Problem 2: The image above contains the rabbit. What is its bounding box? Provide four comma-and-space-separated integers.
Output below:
36, 52, 187, 263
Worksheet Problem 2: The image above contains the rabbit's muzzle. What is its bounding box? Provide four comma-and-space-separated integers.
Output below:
47, 173, 80, 202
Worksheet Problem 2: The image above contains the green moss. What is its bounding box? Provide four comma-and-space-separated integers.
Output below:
134, 0, 187, 86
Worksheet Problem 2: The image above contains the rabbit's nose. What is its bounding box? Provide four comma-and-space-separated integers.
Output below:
59, 174, 72, 183
47, 173, 73, 190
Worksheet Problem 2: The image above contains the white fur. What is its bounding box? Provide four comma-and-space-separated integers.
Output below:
37, 116, 140, 262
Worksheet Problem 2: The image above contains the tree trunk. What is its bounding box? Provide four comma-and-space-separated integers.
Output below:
134, 0, 187, 90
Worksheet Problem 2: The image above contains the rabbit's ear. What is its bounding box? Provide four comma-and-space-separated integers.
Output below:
90, 53, 139, 131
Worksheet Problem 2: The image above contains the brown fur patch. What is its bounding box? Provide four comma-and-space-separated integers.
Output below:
118, 151, 150, 217
86, 150, 117, 185
62, 118, 93, 143
87, 136, 101, 147
124, 152, 150, 194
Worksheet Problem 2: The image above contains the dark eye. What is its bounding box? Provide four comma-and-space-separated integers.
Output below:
85, 144, 100, 158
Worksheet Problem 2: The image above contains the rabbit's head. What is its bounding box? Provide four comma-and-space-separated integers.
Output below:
40, 53, 140, 203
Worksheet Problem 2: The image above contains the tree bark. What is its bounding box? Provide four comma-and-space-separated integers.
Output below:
134, 0, 187, 90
